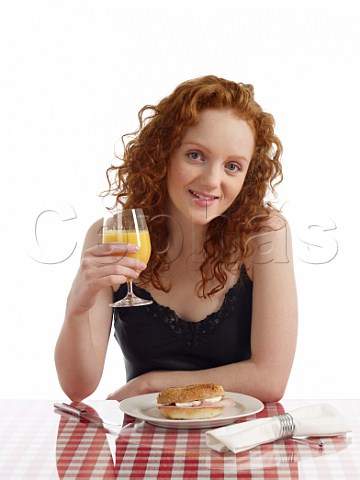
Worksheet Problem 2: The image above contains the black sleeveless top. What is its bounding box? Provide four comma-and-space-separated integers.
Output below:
113, 266, 253, 381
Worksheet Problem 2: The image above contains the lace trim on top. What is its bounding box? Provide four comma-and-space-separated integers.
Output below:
139, 267, 252, 347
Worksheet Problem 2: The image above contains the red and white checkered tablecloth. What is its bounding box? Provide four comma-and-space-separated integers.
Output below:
0, 399, 359, 479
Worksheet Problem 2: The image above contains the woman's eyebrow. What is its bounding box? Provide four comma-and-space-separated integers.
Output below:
181, 141, 207, 149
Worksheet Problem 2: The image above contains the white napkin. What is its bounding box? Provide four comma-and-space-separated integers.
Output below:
206, 403, 351, 453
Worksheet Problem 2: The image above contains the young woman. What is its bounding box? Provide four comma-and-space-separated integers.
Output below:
55, 75, 298, 403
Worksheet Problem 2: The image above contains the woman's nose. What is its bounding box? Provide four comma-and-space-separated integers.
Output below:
199, 165, 221, 188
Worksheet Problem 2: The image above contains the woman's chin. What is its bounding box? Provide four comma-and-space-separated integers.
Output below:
191, 213, 221, 226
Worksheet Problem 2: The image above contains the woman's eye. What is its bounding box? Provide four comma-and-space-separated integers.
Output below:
188, 151, 202, 161
226, 163, 241, 173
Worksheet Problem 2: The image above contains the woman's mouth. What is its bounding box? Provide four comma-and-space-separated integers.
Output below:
189, 189, 219, 206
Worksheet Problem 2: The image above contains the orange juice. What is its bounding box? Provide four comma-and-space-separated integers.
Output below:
102, 229, 151, 263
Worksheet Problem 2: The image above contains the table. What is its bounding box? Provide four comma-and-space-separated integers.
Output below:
0, 399, 359, 479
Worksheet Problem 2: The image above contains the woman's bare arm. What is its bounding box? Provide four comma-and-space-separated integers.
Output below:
54, 219, 146, 401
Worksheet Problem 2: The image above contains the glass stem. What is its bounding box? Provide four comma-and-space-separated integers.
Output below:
127, 279, 135, 297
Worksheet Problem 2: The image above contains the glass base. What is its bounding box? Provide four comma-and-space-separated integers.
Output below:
109, 294, 153, 308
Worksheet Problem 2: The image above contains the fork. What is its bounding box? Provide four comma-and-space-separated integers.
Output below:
291, 437, 324, 449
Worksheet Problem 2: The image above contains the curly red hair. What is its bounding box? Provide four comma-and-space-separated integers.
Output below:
105, 75, 283, 297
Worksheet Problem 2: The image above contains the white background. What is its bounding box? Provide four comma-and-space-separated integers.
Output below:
1, 0, 358, 400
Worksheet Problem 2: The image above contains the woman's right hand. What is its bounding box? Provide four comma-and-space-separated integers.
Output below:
66, 242, 147, 315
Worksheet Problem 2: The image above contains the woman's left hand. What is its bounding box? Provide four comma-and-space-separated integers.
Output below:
106, 372, 156, 401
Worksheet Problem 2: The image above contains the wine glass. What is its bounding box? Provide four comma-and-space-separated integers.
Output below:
102, 207, 153, 307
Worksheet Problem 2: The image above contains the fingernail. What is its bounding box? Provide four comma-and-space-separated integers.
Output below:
140, 263, 147, 269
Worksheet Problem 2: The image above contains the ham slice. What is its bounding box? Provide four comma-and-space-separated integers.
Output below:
161, 397, 235, 409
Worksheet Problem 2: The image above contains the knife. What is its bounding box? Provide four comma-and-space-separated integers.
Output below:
54, 402, 120, 464
54, 402, 122, 428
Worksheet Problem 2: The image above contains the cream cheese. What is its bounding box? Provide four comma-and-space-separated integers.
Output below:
174, 396, 223, 407
175, 400, 202, 407
202, 396, 223, 403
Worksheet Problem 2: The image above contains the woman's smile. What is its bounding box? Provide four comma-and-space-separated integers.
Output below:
189, 189, 219, 207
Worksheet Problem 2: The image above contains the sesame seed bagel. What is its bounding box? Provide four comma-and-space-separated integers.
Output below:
157, 383, 224, 405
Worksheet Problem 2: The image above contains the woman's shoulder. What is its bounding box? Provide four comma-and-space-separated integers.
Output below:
81, 218, 104, 251
245, 210, 292, 276
87, 218, 104, 234
250, 209, 290, 240
260, 209, 289, 231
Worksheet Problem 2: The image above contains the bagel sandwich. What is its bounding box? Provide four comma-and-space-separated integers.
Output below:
156, 383, 235, 420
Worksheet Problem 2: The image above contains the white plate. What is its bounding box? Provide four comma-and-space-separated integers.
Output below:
119, 392, 264, 429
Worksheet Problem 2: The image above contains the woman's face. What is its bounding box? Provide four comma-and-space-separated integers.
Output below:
166, 109, 255, 228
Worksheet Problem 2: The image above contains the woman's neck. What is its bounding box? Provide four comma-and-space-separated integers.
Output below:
166, 221, 208, 266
